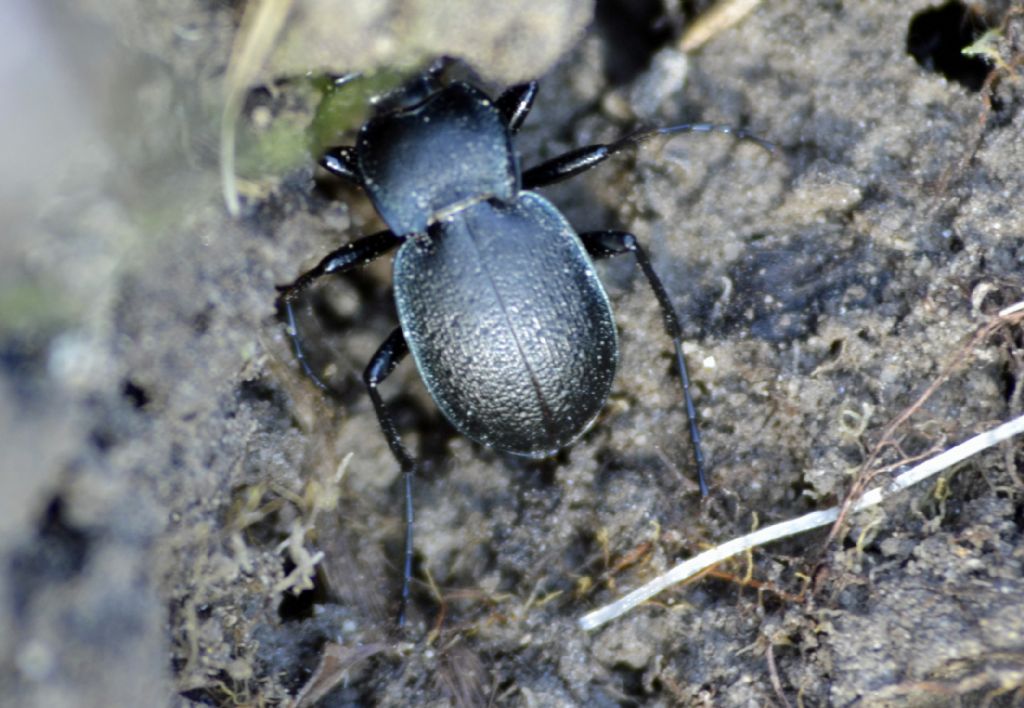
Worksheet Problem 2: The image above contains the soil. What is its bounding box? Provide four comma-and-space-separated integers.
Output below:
2, 0, 1023, 705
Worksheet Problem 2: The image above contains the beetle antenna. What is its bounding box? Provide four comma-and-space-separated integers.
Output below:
620, 123, 777, 154
521, 121, 775, 190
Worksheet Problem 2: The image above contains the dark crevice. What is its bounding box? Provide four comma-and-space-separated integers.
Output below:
998, 359, 1017, 403
122, 379, 150, 408
192, 306, 213, 336
277, 560, 330, 621
907, 2, 991, 92
595, 0, 674, 85
179, 674, 232, 706
9, 496, 91, 616
237, 376, 285, 406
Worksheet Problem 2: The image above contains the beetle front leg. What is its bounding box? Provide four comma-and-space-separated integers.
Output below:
276, 229, 403, 390
320, 146, 361, 184
580, 230, 709, 497
363, 327, 419, 627
495, 81, 538, 134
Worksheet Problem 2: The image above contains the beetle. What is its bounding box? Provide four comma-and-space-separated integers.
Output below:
277, 60, 772, 625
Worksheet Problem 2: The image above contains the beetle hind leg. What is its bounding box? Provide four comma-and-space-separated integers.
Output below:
580, 230, 709, 497
363, 327, 419, 627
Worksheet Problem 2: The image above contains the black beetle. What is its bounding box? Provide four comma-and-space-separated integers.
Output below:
277, 60, 771, 625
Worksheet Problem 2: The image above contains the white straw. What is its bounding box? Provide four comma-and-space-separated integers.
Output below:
579, 413, 1024, 631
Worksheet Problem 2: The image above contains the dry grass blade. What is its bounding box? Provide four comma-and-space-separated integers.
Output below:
221, 0, 295, 216
680, 0, 765, 52
578, 413, 1024, 631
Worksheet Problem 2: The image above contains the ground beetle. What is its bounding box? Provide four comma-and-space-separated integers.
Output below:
277, 59, 772, 625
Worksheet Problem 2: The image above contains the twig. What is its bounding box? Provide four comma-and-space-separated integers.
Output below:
680, 0, 765, 52
221, 0, 294, 216
578, 414, 1024, 631
766, 642, 792, 708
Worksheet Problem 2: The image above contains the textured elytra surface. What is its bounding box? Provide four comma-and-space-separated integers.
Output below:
395, 193, 618, 456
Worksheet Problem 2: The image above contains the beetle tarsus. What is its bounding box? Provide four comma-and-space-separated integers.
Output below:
280, 297, 331, 392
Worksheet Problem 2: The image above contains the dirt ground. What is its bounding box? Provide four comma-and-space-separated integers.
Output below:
2, 0, 1023, 705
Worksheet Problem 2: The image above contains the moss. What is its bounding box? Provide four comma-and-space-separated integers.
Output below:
306, 69, 408, 158
0, 279, 76, 338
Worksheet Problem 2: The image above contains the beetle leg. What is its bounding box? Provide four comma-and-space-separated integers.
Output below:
580, 230, 709, 497
320, 146, 361, 184
363, 327, 418, 627
521, 123, 774, 190
496, 81, 539, 134
276, 229, 403, 391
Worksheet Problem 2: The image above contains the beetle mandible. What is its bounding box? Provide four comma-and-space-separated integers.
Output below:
277, 60, 772, 625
